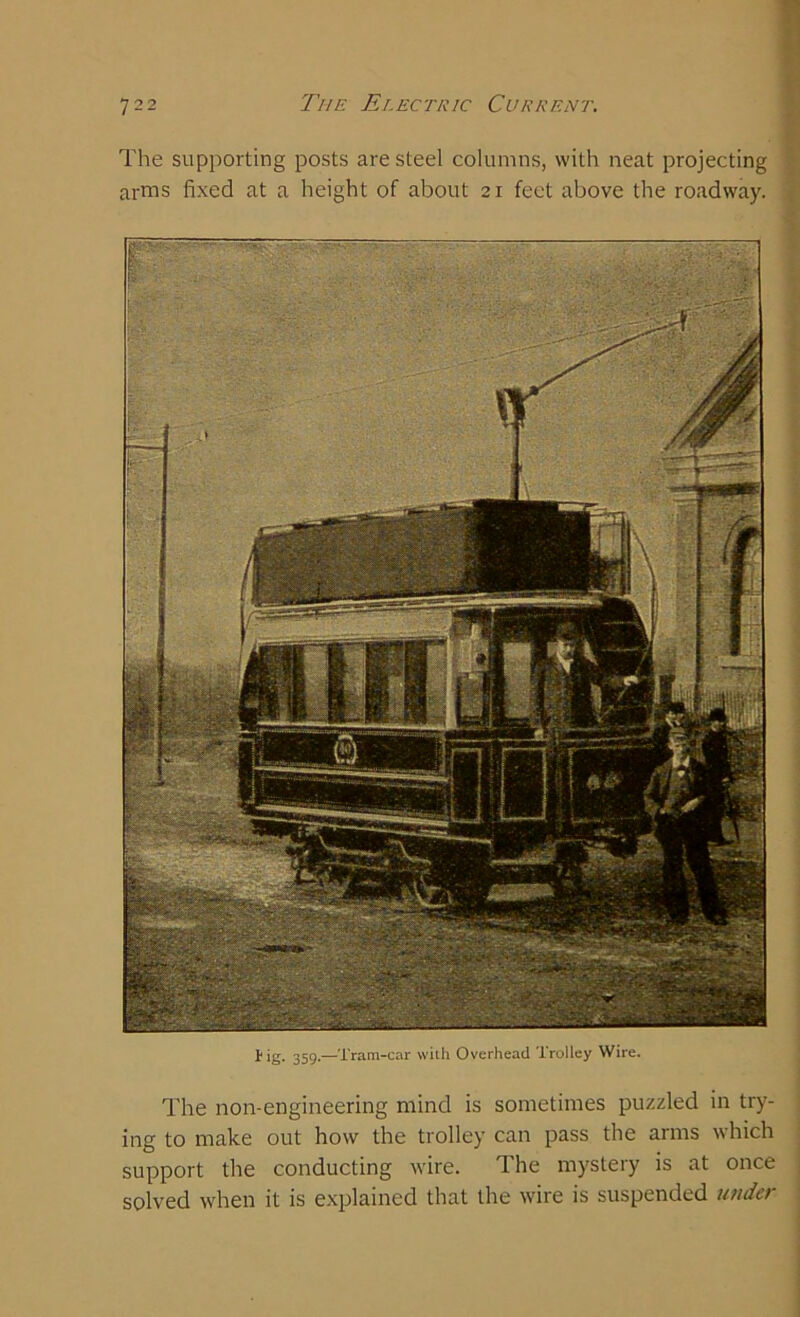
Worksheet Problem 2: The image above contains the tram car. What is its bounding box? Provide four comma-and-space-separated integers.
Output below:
238, 499, 655, 909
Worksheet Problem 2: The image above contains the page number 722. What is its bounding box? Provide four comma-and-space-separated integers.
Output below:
121, 98, 157, 115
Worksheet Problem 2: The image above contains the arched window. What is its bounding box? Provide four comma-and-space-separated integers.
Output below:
731, 529, 762, 657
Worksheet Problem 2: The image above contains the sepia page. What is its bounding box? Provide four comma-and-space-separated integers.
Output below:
3, 1, 797, 1313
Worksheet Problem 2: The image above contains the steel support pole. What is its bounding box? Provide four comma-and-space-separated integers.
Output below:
153, 423, 169, 785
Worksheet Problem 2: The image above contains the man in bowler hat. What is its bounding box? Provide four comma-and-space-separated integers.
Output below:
644, 726, 727, 925
532, 619, 640, 736
652, 699, 691, 763
531, 619, 600, 736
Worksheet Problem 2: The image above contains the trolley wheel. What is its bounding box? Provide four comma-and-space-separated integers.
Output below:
317, 863, 355, 898
450, 887, 491, 913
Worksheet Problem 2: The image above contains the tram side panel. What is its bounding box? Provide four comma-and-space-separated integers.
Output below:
238, 596, 654, 866
251, 723, 449, 838
238, 610, 455, 847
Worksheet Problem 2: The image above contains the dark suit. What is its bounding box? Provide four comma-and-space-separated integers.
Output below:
531, 654, 599, 735
532, 653, 599, 836
702, 728, 732, 844
644, 756, 725, 922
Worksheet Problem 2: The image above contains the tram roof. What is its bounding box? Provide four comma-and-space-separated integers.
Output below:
247, 589, 605, 619
250, 499, 593, 608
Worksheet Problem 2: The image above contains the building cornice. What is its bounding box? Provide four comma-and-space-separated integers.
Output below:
664, 445, 761, 492
662, 333, 761, 454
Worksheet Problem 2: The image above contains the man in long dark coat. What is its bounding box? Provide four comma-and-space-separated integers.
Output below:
531, 620, 601, 836
702, 707, 733, 845
531, 619, 641, 834
531, 619, 600, 736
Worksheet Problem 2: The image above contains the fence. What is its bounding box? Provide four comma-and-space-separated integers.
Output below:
667, 683, 763, 798
124, 659, 239, 744
670, 685, 763, 731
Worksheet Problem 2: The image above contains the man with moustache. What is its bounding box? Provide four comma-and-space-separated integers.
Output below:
644, 726, 727, 926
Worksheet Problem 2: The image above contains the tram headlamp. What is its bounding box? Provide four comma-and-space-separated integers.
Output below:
470, 624, 488, 670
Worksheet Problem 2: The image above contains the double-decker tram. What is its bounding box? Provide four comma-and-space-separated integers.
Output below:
238, 498, 655, 910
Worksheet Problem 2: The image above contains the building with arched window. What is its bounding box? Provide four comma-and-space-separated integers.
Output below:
662, 333, 762, 725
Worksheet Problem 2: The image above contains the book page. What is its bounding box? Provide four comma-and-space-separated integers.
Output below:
3, 2, 797, 1313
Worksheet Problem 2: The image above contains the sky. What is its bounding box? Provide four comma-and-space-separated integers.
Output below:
124, 240, 759, 664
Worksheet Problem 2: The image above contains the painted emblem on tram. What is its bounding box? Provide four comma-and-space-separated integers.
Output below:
333, 733, 358, 767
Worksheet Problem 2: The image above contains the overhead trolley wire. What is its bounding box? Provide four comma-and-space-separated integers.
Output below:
124, 293, 756, 454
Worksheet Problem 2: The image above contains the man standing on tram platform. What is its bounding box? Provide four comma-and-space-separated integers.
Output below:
531, 619, 600, 736
531, 619, 639, 835
531, 619, 640, 736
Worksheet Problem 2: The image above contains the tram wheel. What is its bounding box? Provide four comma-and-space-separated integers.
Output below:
317, 863, 355, 898
403, 873, 453, 912
403, 858, 492, 914
551, 860, 585, 900
450, 875, 493, 913
289, 851, 313, 885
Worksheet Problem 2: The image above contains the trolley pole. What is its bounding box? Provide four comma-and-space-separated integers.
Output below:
509, 415, 521, 500
153, 423, 170, 786
495, 310, 688, 497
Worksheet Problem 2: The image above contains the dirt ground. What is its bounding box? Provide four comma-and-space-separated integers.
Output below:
124, 737, 765, 1032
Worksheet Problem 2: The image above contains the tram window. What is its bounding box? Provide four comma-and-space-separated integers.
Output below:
365, 640, 447, 725
366, 642, 405, 722
424, 641, 446, 725
239, 655, 259, 729
404, 642, 425, 723
405, 640, 446, 725
259, 645, 293, 721
330, 643, 366, 721
294, 644, 328, 722
502, 641, 533, 720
